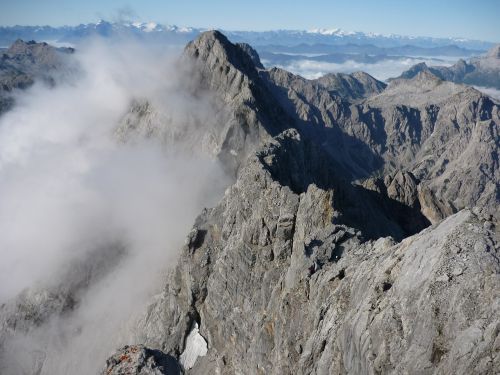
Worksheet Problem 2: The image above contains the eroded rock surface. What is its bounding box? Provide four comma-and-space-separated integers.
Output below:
130, 129, 499, 374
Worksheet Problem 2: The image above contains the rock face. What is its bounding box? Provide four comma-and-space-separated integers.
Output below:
361, 170, 455, 225
393, 44, 500, 89
112, 33, 500, 372
130, 129, 499, 374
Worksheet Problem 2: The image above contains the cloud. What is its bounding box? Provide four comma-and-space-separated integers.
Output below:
474, 85, 500, 101
0, 37, 229, 374
263, 57, 456, 81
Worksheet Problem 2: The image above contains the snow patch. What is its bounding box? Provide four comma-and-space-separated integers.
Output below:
180, 322, 208, 370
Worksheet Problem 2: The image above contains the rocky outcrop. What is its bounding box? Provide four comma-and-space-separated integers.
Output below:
101, 345, 180, 375
361, 170, 455, 224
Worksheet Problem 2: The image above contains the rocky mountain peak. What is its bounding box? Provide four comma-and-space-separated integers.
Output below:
6, 39, 48, 54
184, 30, 259, 78
313, 71, 386, 100
5, 39, 56, 61
4, 38, 72, 67
387, 69, 442, 91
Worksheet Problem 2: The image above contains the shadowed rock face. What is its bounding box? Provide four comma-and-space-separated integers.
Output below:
264, 68, 499, 218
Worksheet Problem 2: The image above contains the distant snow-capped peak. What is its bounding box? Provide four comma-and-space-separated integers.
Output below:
131, 22, 160, 32
307, 28, 356, 36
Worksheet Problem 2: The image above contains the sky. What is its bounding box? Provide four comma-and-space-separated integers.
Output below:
0, 0, 499, 42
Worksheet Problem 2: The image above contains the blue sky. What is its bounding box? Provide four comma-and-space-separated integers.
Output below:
0, 0, 499, 42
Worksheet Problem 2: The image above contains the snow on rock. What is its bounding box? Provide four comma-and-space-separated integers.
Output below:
179, 322, 208, 370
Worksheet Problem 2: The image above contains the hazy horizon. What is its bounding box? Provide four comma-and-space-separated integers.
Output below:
0, 0, 499, 42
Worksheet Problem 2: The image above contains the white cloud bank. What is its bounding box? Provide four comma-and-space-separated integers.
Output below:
264, 57, 456, 81
0, 38, 229, 374
474, 85, 500, 101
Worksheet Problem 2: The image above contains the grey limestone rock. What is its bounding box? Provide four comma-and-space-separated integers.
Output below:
131, 128, 500, 374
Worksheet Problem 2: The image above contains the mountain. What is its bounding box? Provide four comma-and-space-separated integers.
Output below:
0, 31, 498, 374
256, 43, 484, 57
313, 71, 387, 101
255, 43, 485, 76
392, 44, 500, 89
119, 33, 498, 221
226, 29, 494, 51
113, 31, 500, 374
258, 50, 420, 67
0, 39, 73, 113
0, 22, 495, 51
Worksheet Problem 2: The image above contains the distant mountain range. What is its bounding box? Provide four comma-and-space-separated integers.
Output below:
392, 44, 500, 89
257, 43, 484, 58
0, 20, 495, 51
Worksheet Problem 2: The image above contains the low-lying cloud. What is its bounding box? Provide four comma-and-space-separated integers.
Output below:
474, 85, 500, 101
263, 56, 456, 81
0, 37, 229, 374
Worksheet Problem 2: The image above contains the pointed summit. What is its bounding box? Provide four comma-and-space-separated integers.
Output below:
185, 30, 260, 77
